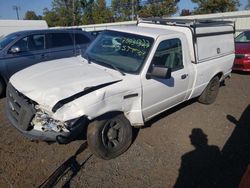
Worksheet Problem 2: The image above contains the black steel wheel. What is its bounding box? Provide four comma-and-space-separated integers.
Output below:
198, 76, 220, 104
87, 113, 132, 159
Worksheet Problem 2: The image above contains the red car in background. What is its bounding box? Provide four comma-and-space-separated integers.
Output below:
233, 31, 250, 71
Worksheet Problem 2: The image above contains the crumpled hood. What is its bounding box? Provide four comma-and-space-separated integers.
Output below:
10, 56, 121, 111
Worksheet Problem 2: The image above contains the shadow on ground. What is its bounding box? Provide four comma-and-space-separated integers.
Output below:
174, 104, 250, 188
174, 128, 221, 188
232, 70, 250, 75
143, 98, 197, 129
218, 104, 250, 188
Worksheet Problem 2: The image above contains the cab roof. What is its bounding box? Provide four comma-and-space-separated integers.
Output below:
107, 25, 177, 39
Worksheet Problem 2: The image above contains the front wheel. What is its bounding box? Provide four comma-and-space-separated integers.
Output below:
87, 113, 132, 160
0, 78, 6, 98
198, 76, 220, 105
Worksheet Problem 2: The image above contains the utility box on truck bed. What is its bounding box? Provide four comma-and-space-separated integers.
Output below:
139, 18, 235, 64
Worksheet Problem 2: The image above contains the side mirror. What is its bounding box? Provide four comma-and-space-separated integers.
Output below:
147, 66, 172, 79
10, 46, 21, 54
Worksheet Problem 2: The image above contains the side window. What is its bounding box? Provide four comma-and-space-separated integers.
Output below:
236, 31, 250, 42
74, 33, 90, 45
152, 38, 183, 71
9, 34, 46, 53
50, 33, 73, 48
29, 34, 45, 51
12, 37, 28, 52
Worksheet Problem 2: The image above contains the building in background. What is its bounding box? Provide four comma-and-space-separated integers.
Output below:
0, 20, 48, 38
175, 10, 250, 35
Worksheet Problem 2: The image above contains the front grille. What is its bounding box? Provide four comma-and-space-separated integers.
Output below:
235, 54, 245, 59
6, 83, 36, 131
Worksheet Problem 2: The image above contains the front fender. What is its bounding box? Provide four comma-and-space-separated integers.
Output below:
52, 87, 144, 126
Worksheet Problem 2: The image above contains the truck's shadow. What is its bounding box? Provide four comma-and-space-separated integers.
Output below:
174, 104, 250, 188
38, 142, 92, 188
217, 104, 250, 188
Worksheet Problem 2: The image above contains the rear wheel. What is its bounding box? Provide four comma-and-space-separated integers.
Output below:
198, 76, 220, 105
87, 113, 132, 160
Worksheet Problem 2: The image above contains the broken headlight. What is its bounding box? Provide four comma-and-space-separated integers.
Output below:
31, 109, 69, 133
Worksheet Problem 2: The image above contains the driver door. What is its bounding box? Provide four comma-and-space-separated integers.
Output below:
141, 36, 190, 120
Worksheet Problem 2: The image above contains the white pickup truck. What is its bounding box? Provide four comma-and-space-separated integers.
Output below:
6, 18, 235, 159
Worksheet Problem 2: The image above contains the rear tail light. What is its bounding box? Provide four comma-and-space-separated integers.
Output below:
245, 54, 250, 59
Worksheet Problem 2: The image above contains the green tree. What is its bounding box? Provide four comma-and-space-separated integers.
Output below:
80, 0, 95, 24
43, 0, 82, 27
93, 0, 113, 24
192, 0, 240, 14
112, 0, 141, 21
43, 8, 60, 27
24, 11, 42, 20
51, 0, 82, 26
139, 0, 180, 18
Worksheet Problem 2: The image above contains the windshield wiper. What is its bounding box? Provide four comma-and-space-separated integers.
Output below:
108, 64, 126, 76
84, 53, 91, 64
87, 56, 126, 76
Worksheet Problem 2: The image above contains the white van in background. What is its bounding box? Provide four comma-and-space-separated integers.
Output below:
0, 20, 48, 38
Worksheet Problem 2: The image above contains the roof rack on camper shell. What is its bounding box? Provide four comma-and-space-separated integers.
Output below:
137, 17, 235, 64
138, 17, 235, 28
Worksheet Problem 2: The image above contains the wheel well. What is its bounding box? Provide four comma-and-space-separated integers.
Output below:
0, 75, 6, 97
93, 111, 124, 121
0, 75, 6, 84
215, 72, 223, 81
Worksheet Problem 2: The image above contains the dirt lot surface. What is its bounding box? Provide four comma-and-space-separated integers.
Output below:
0, 72, 249, 188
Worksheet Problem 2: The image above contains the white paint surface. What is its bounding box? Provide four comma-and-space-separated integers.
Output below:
10, 23, 235, 127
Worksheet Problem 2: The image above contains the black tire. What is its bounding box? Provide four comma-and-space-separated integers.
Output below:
198, 76, 220, 105
87, 113, 132, 160
0, 77, 6, 98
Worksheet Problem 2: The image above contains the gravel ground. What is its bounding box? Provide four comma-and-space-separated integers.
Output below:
0, 72, 249, 188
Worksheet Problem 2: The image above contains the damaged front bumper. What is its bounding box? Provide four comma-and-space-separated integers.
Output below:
5, 83, 88, 144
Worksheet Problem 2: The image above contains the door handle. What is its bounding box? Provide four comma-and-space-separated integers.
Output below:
41, 54, 47, 59
181, 74, 188, 79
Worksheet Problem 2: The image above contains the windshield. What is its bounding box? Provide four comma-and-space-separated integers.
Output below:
0, 33, 19, 50
235, 31, 250, 43
84, 30, 154, 74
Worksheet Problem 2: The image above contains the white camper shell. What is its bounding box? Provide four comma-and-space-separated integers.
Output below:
6, 18, 235, 159
139, 18, 235, 63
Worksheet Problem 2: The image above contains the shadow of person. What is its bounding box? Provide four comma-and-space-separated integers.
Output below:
174, 128, 221, 188
216, 104, 250, 188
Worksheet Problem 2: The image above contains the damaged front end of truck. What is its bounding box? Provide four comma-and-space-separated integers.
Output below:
6, 82, 88, 144
5, 71, 142, 144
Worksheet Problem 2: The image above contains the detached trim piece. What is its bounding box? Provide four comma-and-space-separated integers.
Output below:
52, 80, 122, 113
